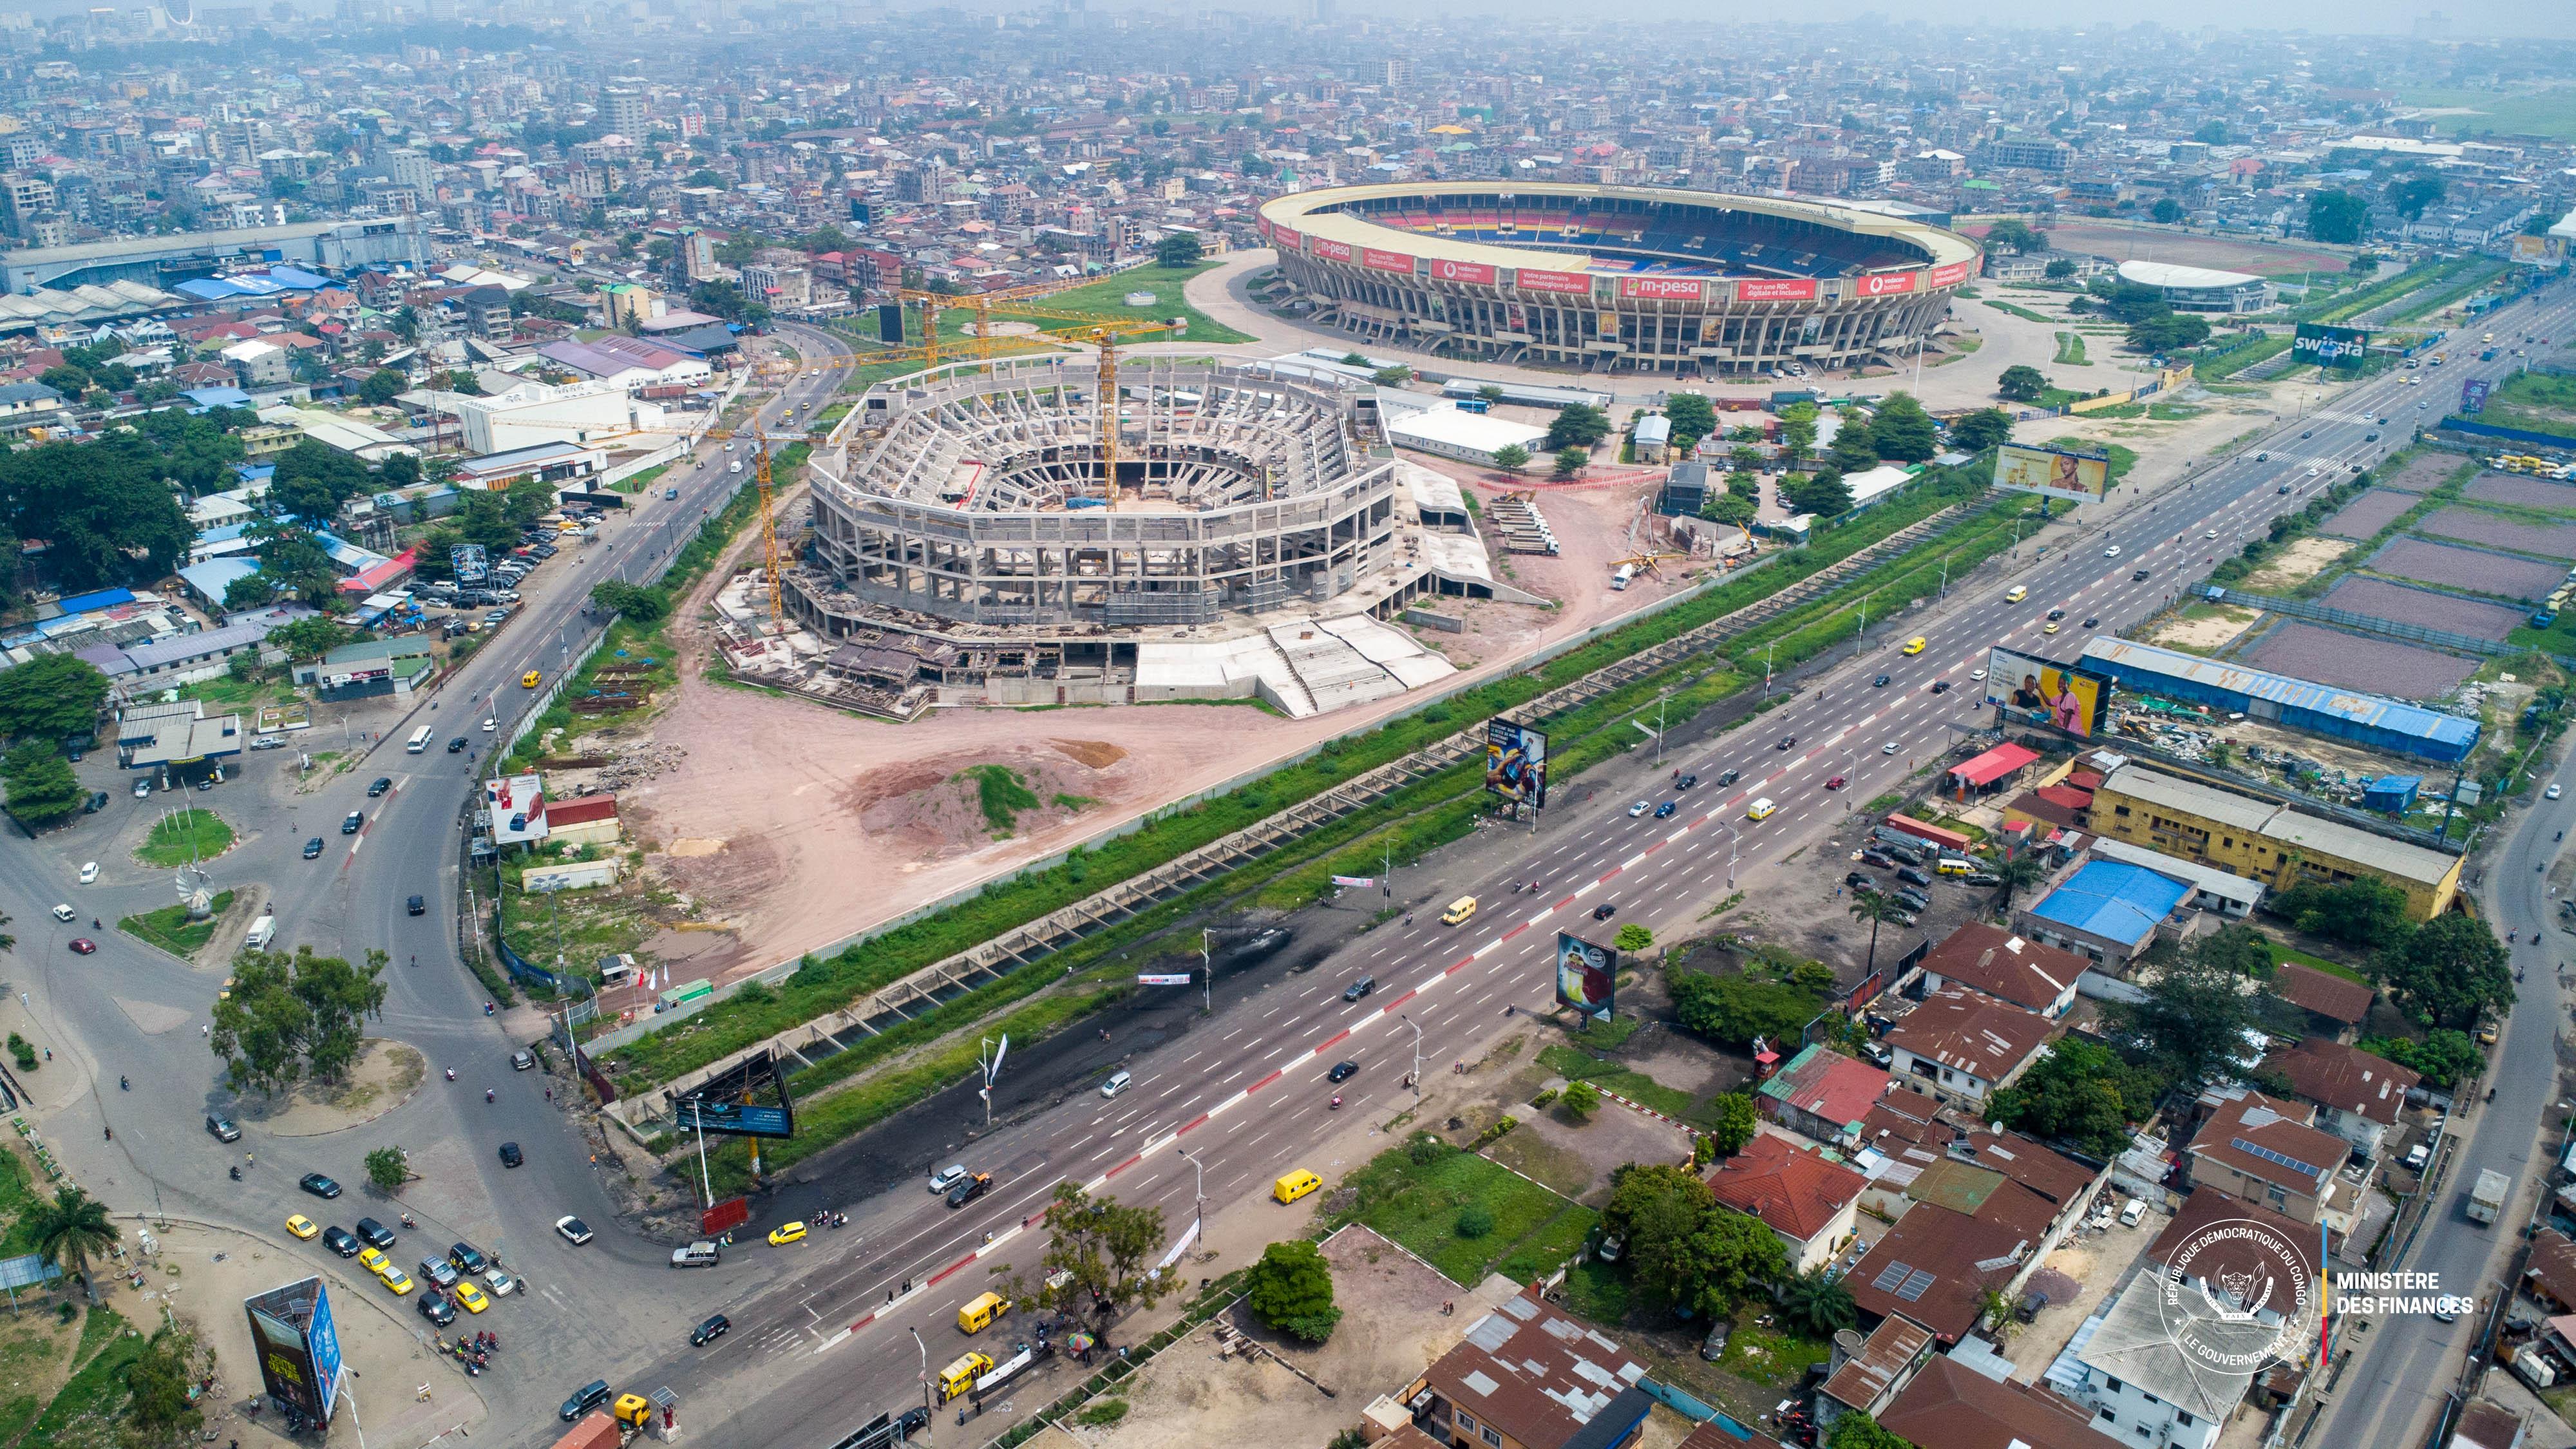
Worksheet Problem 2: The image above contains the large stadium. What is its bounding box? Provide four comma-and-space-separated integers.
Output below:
1258, 183, 1982, 376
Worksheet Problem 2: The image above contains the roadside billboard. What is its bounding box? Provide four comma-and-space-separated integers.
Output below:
1984, 647, 2112, 738
675, 1048, 797, 1140
245, 1276, 343, 1428
1555, 932, 1617, 1016
1484, 719, 1548, 810
2462, 377, 2492, 415
2291, 323, 2370, 370
1993, 443, 2112, 503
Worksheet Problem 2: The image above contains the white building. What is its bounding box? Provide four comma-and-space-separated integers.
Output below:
1383, 404, 1549, 468
2045, 1282, 2253, 1449
450, 380, 667, 455
2115, 260, 2269, 314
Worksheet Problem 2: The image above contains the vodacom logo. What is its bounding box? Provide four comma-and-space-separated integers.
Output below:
1861, 273, 1918, 296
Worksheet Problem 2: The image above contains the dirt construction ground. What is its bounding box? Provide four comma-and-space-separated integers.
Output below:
614, 471, 1685, 983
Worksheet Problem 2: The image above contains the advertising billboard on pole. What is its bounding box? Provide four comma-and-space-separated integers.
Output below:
1484, 720, 1548, 810
1993, 444, 2112, 504
2291, 323, 2370, 370
1555, 932, 1617, 1016
245, 1276, 343, 1427
675, 1048, 797, 1140
1983, 647, 2112, 738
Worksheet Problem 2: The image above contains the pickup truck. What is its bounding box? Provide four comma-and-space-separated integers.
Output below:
2469, 1168, 2510, 1225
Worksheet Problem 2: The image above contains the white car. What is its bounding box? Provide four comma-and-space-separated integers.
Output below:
2103, 545, 2121, 558
1969, 668, 1987, 681
1882, 742, 1900, 755
1627, 800, 1652, 817
50, 904, 74, 922
554, 1215, 593, 1245
929, 1164, 967, 1194
2550, 784, 2564, 800
77, 862, 97, 885
480, 717, 497, 732
484, 1267, 519, 1296
2204, 529, 2219, 540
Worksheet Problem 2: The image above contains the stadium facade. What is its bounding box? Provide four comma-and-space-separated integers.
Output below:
1257, 182, 1980, 376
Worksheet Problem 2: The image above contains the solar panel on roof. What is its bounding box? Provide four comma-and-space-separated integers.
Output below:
2231, 1137, 2323, 1179
1871, 1260, 1915, 1293
1895, 1269, 1937, 1302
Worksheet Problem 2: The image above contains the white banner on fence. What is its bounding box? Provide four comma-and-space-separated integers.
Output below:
1331, 875, 1375, 887
1136, 974, 1193, 986
1155, 1219, 1200, 1270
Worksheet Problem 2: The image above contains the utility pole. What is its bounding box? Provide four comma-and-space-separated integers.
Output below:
1716, 820, 1739, 889
1654, 687, 1672, 764
908, 1327, 932, 1428
1199, 929, 1212, 1015
1177, 1147, 1204, 1258
1401, 1013, 1423, 1095
977, 1034, 1009, 1126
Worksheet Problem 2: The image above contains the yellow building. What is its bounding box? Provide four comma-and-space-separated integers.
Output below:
601, 283, 656, 331
2086, 764, 2463, 920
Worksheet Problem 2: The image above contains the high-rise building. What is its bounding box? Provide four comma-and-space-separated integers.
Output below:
603, 89, 648, 139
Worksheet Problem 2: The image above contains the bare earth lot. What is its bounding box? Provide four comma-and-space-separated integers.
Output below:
2242, 621, 2478, 699
2239, 536, 2350, 592
2319, 488, 2416, 540
2321, 576, 2526, 641
2367, 536, 2566, 601
2465, 474, 2576, 511
2376, 453, 2469, 495
2417, 506, 2576, 560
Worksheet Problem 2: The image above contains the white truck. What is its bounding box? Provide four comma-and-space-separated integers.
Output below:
242, 914, 277, 950
2468, 1168, 2510, 1226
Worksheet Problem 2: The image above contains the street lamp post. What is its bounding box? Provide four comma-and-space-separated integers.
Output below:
1654, 688, 1672, 764
908, 1327, 932, 1426
1199, 928, 1212, 1014
1177, 1147, 1205, 1258
1400, 1013, 1423, 1095
1715, 820, 1739, 889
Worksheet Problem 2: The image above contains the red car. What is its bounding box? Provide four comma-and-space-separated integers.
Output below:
1824, 775, 1847, 791
68, 938, 95, 954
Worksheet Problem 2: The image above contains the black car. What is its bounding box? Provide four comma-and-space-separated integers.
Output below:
1776, 735, 1795, 750
2083, 617, 2098, 629
2131, 569, 2150, 582
1931, 679, 1952, 694
1872, 674, 1890, 687
298, 1173, 342, 1200
562, 1382, 612, 1423
407, 895, 426, 916
1861, 848, 1895, 867
205, 1114, 240, 1142
354, 1218, 396, 1250
1343, 977, 1374, 1002
1846, 871, 1876, 889
499, 1142, 523, 1168
367, 777, 392, 797
419, 1294, 456, 1327
321, 1226, 359, 1257
690, 1313, 732, 1347
1591, 902, 1617, 920
341, 811, 363, 835
449, 1242, 489, 1275
447, 737, 468, 753
1894, 890, 1931, 914
1715, 768, 1740, 786
82, 791, 109, 814
303, 837, 325, 859
1327, 1061, 1358, 1083
2046, 607, 2065, 621
945, 1173, 992, 1209
1895, 866, 1935, 888
1676, 773, 1698, 790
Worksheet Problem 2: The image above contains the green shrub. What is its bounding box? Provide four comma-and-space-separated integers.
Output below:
1075, 1400, 1130, 1426
1455, 1204, 1495, 1239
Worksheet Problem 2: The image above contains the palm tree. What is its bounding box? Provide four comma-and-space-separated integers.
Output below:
1993, 853, 2049, 913
30, 1186, 117, 1303
1779, 1268, 1858, 1338
1848, 890, 1907, 980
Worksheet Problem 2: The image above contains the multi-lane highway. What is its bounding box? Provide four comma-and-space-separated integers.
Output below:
625, 279, 2576, 1447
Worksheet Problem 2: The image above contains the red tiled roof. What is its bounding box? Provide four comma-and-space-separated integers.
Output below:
1844, 1204, 2031, 1343
1757, 1044, 1890, 1135
1705, 1133, 1866, 1243
1917, 922, 2084, 1016
2188, 1092, 2345, 1194
2262, 1037, 2418, 1128
1880, 1357, 2125, 1449
2034, 782, 2093, 810
2271, 962, 2374, 1025
1884, 989, 2058, 1084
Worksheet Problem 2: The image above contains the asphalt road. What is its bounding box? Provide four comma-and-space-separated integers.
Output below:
0, 321, 856, 1412
609, 281, 2576, 1448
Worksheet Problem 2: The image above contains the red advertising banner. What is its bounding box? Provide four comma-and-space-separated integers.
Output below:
1856, 270, 1922, 298
1928, 260, 1975, 289
1735, 278, 1818, 302
1256, 214, 1271, 241
1515, 267, 1593, 296
1361, 247, 1415, 274
1311, 237, 1354, 261
1618, 276, 1707, 302
1269, 224, 1302, 252
701, 1197, 750, 1237
1428, 258, 1497, 285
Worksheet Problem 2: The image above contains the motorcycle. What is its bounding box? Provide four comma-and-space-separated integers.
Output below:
1329, 1095, 1342, 1110
400, 1212, 416, 1228
445, 1068, 457, 1081
229, 1165, 240, 1181
485, 1088, 495, 1103
117, 1076, 127, 1091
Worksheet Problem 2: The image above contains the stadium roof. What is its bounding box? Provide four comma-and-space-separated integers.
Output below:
1258, 181, 1978, 278
2027, 860, 2192, 947
2116, 260, 2263, 290
2079, 637, 2481, 753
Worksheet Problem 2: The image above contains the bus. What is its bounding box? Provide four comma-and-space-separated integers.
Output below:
405, 725, 434, 753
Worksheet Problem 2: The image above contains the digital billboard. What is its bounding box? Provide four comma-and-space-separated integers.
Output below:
1484, 719, 1548, 810
1555, 932, 1617, 1016
1993, 443, 2112, 504
245, 1276, 343, 1428
2462, 377, 2492, 415
2291, 323, 2370, 370
1984, 647, 2112, 739
674, 1048, 797, 1140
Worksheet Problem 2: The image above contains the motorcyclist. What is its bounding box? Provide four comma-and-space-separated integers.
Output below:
485, 1088, 495, 1103
445, 1068, 456, 1081
118, 1075, 127, 1090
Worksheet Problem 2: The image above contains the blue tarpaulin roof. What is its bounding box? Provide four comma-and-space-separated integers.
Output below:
55, 587, 133, 616
2029, 860, 2193, 948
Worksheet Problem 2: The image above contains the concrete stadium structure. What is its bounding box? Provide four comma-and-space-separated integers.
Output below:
1258, 182, 1980, 375
795, 355, 1405, 655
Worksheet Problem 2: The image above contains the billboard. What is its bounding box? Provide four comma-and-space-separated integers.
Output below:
1555, 932, 1617, 1016
1269, 223, 1302, 252
2291, 323, 2370, 369
1929, 260, 1976, 289
1736, 278, 1817, 302
1618, 276, 1706, 302
1514, 267, 1594, 296
1309, 237, 1354, 262
674, 1048, 797, 1140
1361, 247, 1415, 274
245, 1277, 343, 1428
451, 543, 489, 587
1993, 443, 2112, 503
1855, 271, 1921, 298
1983, 647, 2112, 738
1428, 258, 1496, 285
2462, 377, 2492, 415
1484, 719, 1548, 810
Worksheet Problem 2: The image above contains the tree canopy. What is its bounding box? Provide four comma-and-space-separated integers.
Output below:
2376, 914, 2510, 1031
1997, 365, 2049, 402
1983, 218, 2050, 254
989, 1182, 1179, 1321
1156, 232, 1204, 267
1990, 1037, 2157, 1157
2104, 945, 2255, 1090
1786, 468, 1853, 517
209, 946, 391, 1095
1947, 408, 2013, 453
1866, 393, 1940, 464
2271, 878, 2410, 949
1600, 1162, 1787, 1317
0, 654, 109, 746
2307, 190, 2371, 245
1669, 958, 1830, 1048
1543, 403, 1611, 451
1245, 1238, 1339, 1343
0, 435, 196, 590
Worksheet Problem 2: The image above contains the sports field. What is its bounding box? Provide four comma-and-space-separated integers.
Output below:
2400, 86, 2576, 140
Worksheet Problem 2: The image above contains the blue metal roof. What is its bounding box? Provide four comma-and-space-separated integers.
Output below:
55, 587, 134, 615
2079, 637, 2481, 750
2028, 860, 2193, 948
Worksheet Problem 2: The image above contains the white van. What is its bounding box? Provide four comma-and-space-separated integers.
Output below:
1100, 1070, 1132, 1099
243, 914, 277, 949
2117, 1197, 2146, 1228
